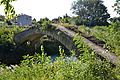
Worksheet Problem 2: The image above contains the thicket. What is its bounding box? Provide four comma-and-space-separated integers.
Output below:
0, 22, 120, 80
0, 38, 120, 80
0, 24, 69, 64
0, 25, 24, 64
78, 23, 120, 56
0, 0, 120, 79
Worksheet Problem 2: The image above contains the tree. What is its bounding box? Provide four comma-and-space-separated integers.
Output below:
113, 0, 120, 15
110, 17, 120, 23
0, 0, 16, 19
71, 0, 110, 26
32, 18, 37, 24
6, 20, 12, 25
33, 18, 36, 22
60, 14, 71, 23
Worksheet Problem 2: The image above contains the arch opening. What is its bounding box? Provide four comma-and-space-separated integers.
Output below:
14, 27, 78, 54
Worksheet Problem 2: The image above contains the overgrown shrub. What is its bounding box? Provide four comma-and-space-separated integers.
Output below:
0, 39, 119, 80
78, 23, 120, 56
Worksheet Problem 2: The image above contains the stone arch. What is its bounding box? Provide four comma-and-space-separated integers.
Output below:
14, 25, 120, 65
14, 26, 78, 54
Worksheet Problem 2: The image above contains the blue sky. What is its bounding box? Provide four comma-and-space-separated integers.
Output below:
0, 0, 118, 20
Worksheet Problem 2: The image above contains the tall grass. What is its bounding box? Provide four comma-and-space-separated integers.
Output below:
0, 45, 119, 80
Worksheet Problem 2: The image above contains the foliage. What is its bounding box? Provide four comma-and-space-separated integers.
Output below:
31, 18, 37, 24
0, 0, 16, 19
110, 17, 120, 23
0, 25, 23, 44
113, 0, 120, 15
41, 40, 69, 55
0, 41, 119, 80
40, 21, 52, 30
71, 0, 110, 26
0, 23, 69, 64
0, 23, 120, 80
38, 17, 50, 24
70, 16, 82, 25
52, 14, 72, 24
0, 15, 5, 21
6, 20, 12, 25
0, 1, 119, 79
78, 23, 120, 56
38, 18, 53, 30
55, 23, 75, 28
0, 25, 24, 64
59, 14, 71, 23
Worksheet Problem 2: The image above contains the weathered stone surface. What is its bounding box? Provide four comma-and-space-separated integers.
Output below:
14, 24, 120, 65
14, 25, 78, 54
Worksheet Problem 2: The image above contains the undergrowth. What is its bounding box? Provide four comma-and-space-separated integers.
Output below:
78, 23, 120, 56
0, 24, 120, 80
0, 36, 120, 80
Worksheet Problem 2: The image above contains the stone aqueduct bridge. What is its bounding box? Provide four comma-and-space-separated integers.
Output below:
14, 24, 120, 65
14, 25, 78, 54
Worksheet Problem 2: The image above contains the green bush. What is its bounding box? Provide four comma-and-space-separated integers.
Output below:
0, 24, 120, 80
78, 23, 120, 56
0, 25, 24, 64
0, 42, 119, 80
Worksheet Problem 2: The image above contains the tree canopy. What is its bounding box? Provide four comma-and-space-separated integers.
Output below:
71, 0, 110, 26
114, 0, 120, 15
0, 0, 16, 19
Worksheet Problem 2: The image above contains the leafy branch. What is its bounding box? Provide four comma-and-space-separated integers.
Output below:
0, 0, 17, 19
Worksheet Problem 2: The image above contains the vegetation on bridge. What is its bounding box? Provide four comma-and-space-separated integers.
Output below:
0, 0, 120, 80
0, 22, 120, 79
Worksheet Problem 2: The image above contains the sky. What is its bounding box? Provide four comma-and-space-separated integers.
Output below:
0, 0, 118, 20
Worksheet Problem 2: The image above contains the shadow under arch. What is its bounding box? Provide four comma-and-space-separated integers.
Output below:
14, 25, 79, 55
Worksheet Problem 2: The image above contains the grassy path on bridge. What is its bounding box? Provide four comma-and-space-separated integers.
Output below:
53, 24, 120, 65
